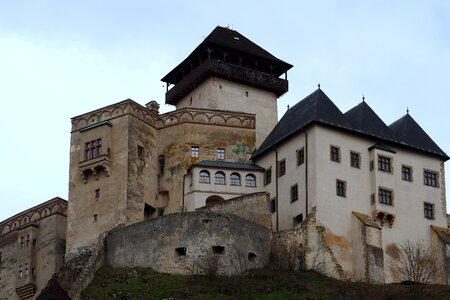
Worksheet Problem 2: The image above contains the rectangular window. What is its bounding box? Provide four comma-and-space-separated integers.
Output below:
270, 198, 276, 213
297, 148, 305, 166
191, 146, 199, 158
402, 166, 412, 182
264, 167, 272, 185
291, 184, 299, 203
370, 160, 374, 171
216, 148, 225, 160
84, 138, 102, 160
278, 159, 286, 177
378, 188, 393, 205
93, 214, 98, 222
350, 151, 360, 168
336, 180, 346, 197
424, 202, 434, 219
330, 146, 340, 162
293, 213, 303, 226
424, 170, 438, 187
138, 145, 145, 159
378, 155, 391, 172
95, 188, 101, 198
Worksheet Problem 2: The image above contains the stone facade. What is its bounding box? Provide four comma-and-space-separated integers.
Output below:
0, 198, 67, 300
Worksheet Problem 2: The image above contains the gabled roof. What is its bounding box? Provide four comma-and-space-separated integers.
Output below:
253, 88, 352, 158
344, 101, 395, 141
189, 160, 264, 172
253, 88, 448, 161
389, 113, 448, 159
162, 26, 292, 83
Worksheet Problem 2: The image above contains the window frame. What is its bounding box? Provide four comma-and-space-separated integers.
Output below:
423, 169, 438, 188
424, 202, 435, 219
330, 145, 340, 163
401, 165, 413, 182
245, 174, 257, 187
216, 148, 225, 160
84, 138, 102, 160
264, 167, 272, 185
336, 179, 346, 197
296, 147, 305, 166
214, 171, 226, 185
377, 155, 392, 173
378, 188, 393, 206
230, 172, 241, 186
199, 170, 210, 183
290, 184, 299, 203
191, 146, 200, 158
350, 151, 360, 168
278, 159, 286, 177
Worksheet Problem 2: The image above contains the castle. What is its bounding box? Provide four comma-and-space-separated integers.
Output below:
1, 26, 450, 299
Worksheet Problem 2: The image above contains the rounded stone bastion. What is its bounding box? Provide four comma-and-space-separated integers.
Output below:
105, 211, 271, 275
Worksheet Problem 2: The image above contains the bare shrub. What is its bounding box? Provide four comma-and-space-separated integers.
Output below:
389, 240, 437, 284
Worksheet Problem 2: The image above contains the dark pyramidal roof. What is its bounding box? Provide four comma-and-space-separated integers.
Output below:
161, 26, 293, 83
253, 88, 448, 160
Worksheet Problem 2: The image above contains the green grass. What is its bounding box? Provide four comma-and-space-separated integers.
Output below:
81, 266, 450, 300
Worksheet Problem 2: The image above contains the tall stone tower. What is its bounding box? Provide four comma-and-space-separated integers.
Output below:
66, 26, 292, 256
161, 26, 292, 147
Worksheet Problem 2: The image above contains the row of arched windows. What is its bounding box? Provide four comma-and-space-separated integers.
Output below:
199, 170, 257, 187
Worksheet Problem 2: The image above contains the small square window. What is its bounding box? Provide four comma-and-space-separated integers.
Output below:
291, 184, 298, 203
216, 148, 225, 160
424, 170, 438, 187
378, 155, 392, 172
95, 189, 100, 198
191, 146, 199, 158
350, 151, 360, 168
278, 159, 286, 177
402, 166, 412, 182
297, 148, 305, 166
378, 188, 393, 205
336, 180, 346, 197
330, 146, 340, 162
424, 202, 434, 219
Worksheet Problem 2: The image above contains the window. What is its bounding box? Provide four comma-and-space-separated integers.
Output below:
293, 213, 303, 226
245, 174, 256, 187
330, 146, 340, 162
264, 167, 272, 185
378, 155, 391, 172
84, 138, 102, 160
25, 263, 29, 276
175, 247, 187, 256
336, 180, 346, 197
350, 151, 360, 168
378, 188, 393, 205
402, 166, 412, 182
191, 146, 199, 158
214, 172, 225, 185
230, 173, 241, 186
159, 155, 165, 174
291, 184, 298, 202
270, 198, 276, 213
370, 160, 374, 171
138, 145, 145, 159
26, 235, 30, 247
199, 170, 210, 183
93, 214, 98, 222
278, 159, 286, 177
19, 265, 23, 278
216, 148, 225, 160
212, 245, 225, 254
20, 237, 24, 248
95, 188, 101, 198
424, 170, 438, 187
297, 148, 305, 166
424, 202, 434, 219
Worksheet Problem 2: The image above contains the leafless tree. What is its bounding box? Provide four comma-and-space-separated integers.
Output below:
389, 240, 437, 284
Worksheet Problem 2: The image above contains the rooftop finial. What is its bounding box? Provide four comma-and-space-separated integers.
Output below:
362, 94, 365, 102
407, 107, 409, 114
318, 83, 321, 90
287, 104, 290, 110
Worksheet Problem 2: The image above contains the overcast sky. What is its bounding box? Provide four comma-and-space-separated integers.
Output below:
1, 1, 449, 221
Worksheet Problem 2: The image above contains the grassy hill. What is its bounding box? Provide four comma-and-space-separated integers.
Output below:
81, 266, 450, 300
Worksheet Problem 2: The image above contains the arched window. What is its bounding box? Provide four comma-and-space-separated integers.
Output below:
245, 174, 256, 187
199, 170, 210, 183
230, 173, 241, 186
215, 171, 226, 185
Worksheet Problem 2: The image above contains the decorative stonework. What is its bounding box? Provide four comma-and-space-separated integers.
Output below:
372, 210, 395, 228
0, 198, 67, 237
